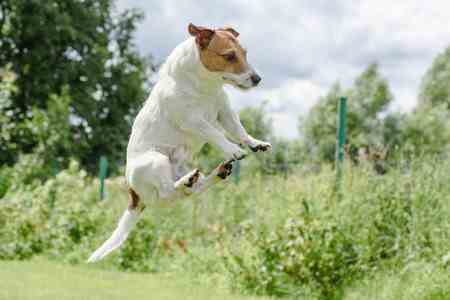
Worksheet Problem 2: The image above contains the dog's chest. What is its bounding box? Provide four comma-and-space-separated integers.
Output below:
193, 94, 221, 123
203, 101, 220, 123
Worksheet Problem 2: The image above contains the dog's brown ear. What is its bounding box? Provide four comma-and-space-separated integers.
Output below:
222, 26, 239, 38
188, 23, 215, 50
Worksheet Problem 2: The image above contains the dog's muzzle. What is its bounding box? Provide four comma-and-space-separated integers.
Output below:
223, 70, 262, 90
250, 73, 261, 86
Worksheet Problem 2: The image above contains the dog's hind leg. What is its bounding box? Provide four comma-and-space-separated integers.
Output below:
87, 188, 145, 263
88, 152, 207, 263
128, 151, 202, 201
188, 159, 235, 194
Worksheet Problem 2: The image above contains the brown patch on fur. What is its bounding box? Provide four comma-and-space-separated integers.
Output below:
221, 26, 239, 38
188, 23, 214, 49
128, 188, 145, 212
188, 23, 249, 74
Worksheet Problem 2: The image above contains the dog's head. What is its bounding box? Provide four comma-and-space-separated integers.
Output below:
188, 23, 261, 90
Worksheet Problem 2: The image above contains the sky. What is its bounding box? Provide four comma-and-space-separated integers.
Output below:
116, 0, 450, 139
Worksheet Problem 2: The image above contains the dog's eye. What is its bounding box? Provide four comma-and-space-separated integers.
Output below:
223, 52, 236, 62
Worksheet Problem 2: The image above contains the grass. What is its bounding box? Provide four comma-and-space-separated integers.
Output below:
344, 262, 450, 300
1, 260, 448, 300
0, 259, 271, 300
1, 158, 449, 299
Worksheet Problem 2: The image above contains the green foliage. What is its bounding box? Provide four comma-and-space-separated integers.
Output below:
0, 67, 18, 164
1, 156, 449, 299
223, 217, 357, 298
419, 45, 450, 109
237, 104, 305, 176
345, 262, 450, 300
301, 64, 394, 162
26, 88, 72, 164
254, 138, 305, 176
399, 104, 450, 157
221, 158, 450, 299
0, 161, 102, 260
300, 83, 342, 162
0, 0, 152, 171
113, 217, 158, 272
239, 104, 273, 141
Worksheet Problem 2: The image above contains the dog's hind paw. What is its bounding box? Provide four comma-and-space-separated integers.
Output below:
217, 159, 234, 179
184, 169, 200, 188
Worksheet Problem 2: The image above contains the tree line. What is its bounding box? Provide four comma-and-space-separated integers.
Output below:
1, 0, 449, 177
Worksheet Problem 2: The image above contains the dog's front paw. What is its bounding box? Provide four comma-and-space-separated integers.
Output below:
247, 138, 272, 153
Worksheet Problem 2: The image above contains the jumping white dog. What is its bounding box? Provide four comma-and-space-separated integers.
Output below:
88, 23, 271, 262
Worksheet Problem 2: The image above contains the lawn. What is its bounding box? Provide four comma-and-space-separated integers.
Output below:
0, 259, 271, 300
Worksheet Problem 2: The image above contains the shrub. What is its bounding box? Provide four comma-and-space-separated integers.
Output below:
223, 217, 358, 298
222, 157, 450, 299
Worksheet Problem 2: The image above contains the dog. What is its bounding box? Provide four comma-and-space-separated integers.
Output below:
87, 23, 271, 262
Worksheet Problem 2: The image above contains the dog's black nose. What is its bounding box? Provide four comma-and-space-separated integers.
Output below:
250, 74, 261, 86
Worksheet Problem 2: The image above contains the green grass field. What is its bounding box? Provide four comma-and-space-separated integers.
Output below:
0, 259, 271, 300
1, 259, 448, 300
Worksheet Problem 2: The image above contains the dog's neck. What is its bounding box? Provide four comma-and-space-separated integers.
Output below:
159, 38, 224, 95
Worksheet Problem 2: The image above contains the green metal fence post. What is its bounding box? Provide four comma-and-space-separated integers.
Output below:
233, 160, 241, 185
335, 97, 347, 199
99, 156, 108, 200
52, 159, 60, 177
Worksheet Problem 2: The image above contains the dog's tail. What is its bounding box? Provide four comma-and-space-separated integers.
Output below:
87, 209, 140, 263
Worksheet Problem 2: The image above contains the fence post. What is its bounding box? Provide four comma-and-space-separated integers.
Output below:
99, 156, 108, 200
233, 160, 241, 185
335, 97, 347, 199
52, 159, 60, 177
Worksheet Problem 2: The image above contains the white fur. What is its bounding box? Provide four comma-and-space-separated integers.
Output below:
223, 67, 257, 90
87, 37, 270, 263
126, 37, 269, 201
87, 209, 139, 263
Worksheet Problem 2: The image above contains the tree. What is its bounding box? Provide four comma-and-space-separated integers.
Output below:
239, 103, 272, 141
0, 68, 17, 165
300, 82, 342, 162
393, 46, 450, 158
419, 45, 450, 109
399, 104, 450, 157
300, 63, 394, 162
0, 0, 152, 171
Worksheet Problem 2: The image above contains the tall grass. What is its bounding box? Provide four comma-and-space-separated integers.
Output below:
0, 157, 449, 299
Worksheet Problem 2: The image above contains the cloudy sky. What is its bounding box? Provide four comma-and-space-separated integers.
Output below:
117, 0, 450, 139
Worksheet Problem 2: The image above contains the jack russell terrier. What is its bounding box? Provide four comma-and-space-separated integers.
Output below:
88, 23, 271, 262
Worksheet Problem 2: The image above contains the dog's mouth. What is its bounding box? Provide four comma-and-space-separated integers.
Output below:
222, 77, 252, 90
236, 83, 252, 90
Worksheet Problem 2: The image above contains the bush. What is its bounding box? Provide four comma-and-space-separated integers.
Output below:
223, 217, 358, 298
221, 157, 450, 299
0, 161, 101, 260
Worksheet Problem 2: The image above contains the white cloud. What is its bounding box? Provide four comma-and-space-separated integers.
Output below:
117, 0, 450, 138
